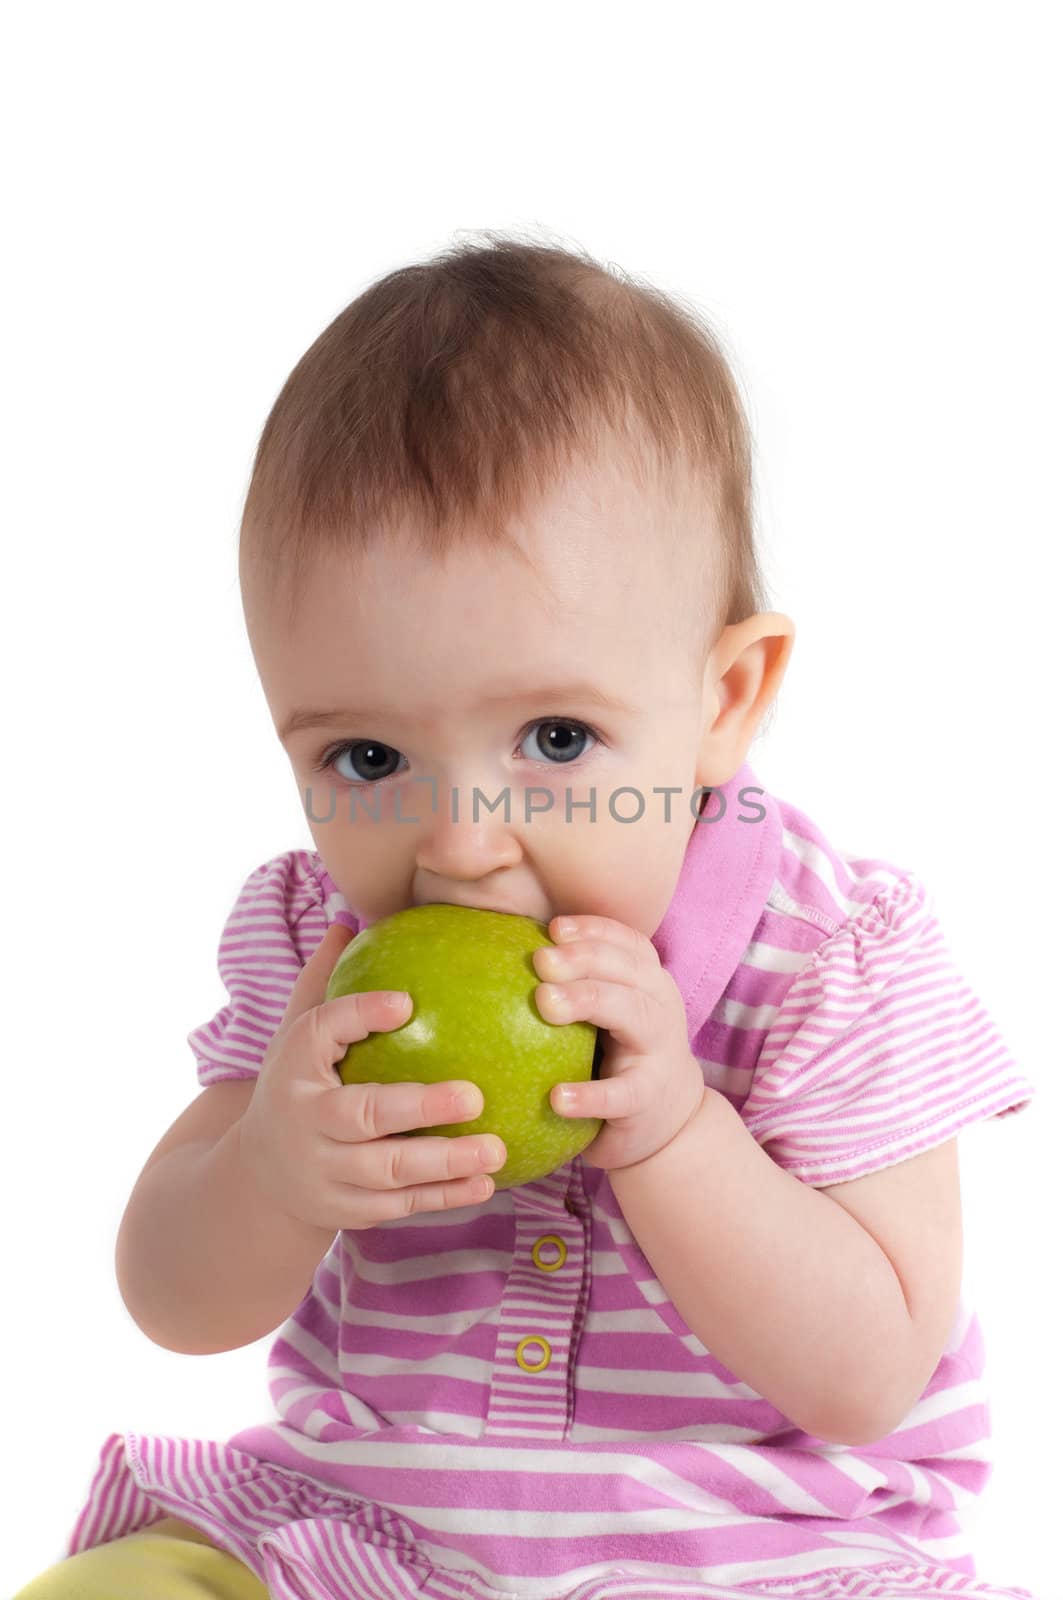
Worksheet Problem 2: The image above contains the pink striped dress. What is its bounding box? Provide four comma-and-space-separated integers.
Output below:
66, 761, 1039, 1600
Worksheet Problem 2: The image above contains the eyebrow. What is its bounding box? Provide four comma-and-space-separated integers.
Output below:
279, 682, 636, 742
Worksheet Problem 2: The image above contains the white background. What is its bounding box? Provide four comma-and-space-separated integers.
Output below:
2, 4, 1059, 1596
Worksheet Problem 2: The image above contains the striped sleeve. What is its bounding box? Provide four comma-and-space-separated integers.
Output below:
740, 870, 1036, 1185
186, 851, 332, 1088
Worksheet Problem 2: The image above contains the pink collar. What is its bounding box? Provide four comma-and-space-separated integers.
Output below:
651, 761, 782, 1039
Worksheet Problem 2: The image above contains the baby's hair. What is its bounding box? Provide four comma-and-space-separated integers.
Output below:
238, 227, 770, 669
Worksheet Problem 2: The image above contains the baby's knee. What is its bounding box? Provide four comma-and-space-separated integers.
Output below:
12, 1529, 269, 1599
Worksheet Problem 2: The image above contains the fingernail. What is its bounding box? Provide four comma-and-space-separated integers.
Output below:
544, 985, 569, 1009
381, 991, 410, 1009
555, 1086, 576, 1105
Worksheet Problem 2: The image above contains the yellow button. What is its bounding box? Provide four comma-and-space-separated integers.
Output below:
515, 1336, 552, 1372
531, 1233, 567, 1272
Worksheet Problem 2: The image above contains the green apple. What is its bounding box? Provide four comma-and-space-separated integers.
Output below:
325, 904, 601, 1189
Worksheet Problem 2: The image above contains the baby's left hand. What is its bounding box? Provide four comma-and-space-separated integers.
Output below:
533, 914, 706, 1172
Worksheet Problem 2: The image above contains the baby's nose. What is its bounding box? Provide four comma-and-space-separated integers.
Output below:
414, 800, 524, 880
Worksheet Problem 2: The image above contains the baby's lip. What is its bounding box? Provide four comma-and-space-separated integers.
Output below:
419, 896, 524, 917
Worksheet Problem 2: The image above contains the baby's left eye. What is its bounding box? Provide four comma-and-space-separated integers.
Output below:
519, 719, 597, 765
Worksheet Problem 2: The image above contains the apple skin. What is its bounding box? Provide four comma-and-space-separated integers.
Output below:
325, 903, 601, 1189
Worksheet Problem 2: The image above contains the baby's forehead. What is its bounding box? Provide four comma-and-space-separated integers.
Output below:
256, 536, 701, 719
247, 453, 711, 669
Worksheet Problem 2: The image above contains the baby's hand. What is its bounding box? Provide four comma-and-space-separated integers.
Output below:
237, 923, 506, 1230
533, 915, 706, 1171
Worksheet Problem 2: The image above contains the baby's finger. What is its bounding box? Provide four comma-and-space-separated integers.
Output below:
550, 1068, 641, 1121
321, 1124, 506, 1194
548, 914, 651, 959
278, 922, 358, 1034
318, 1076, 485, 1144
282, 986, 412, 1088
537, 974, 665, 1053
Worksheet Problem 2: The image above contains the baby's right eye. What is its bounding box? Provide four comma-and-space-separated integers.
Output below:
318, 741, 408, 785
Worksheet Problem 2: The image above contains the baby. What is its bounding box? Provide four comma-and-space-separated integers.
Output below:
17, 234, 1037, 1600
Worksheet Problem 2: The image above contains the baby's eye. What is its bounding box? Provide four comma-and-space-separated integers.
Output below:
316, 719, 598, 787
320, 741, 407, 785
518, 719, 597, 765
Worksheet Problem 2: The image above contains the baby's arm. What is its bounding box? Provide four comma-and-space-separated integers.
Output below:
609, 1088, 962, 1445
115, 1080, 336, 1354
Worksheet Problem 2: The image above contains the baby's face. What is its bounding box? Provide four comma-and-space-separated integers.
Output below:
247, 450, 722, 938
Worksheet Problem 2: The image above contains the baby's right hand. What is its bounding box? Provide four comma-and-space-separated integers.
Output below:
237, 922, 506, 1231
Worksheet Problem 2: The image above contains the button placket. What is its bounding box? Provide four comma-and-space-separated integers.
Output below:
483, 1176, 589, 1438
